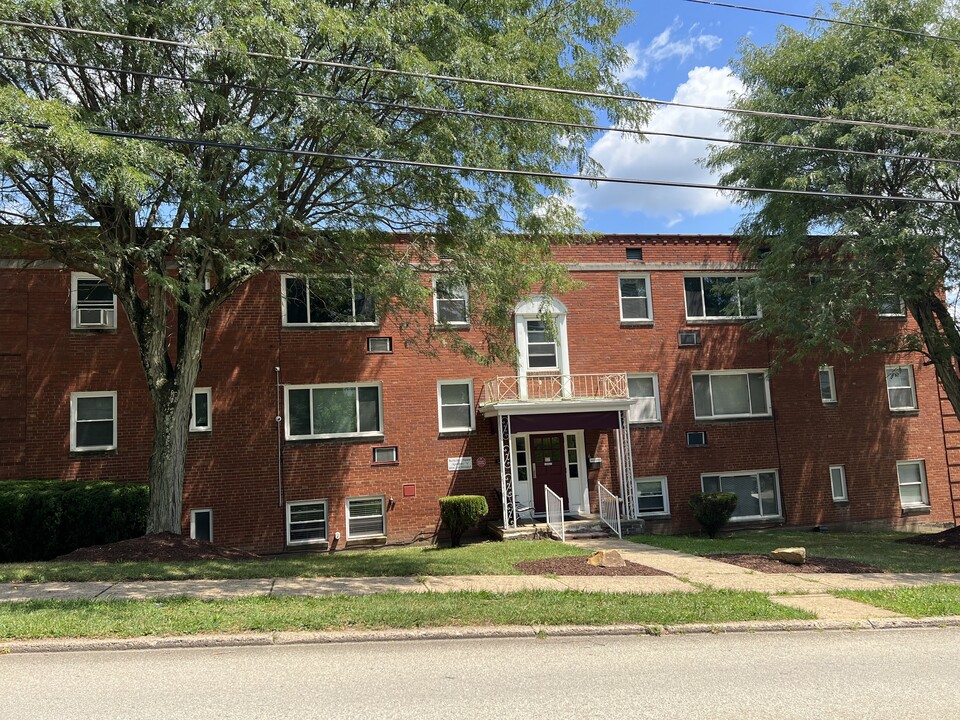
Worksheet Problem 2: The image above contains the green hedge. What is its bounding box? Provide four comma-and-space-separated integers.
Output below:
0, 480, 148, 562
438, 495, 489, 548
689, 492, 739, 539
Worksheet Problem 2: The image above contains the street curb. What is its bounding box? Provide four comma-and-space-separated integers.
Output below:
3, 616, 960, 654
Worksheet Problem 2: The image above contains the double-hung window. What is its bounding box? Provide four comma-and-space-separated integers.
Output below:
285, 383, 383, 439
702, 470, 781, 520
286, 500, 328, 545
282, 275, 375, 325
819, 366, 837, 404
190, 388, 212, 432
627, 373, 661, 423
70, 391, 117, 451
347, 496, 386, 538
433, 279, 469, 325
896, 460, 929, 508
635, 476, 670, 516
525, 319, 558, 370
438, 380, 474, 432
684, 276, 757, 320
619, 275, 652, 321
885, 365, 917, 411
692, 370, 770, 420
71, 272, 117, 329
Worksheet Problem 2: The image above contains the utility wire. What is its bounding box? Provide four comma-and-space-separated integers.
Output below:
4, 52, 959, 168
7, 119, 959, 205
3, 18, 960, 138
684, 0, 960, 44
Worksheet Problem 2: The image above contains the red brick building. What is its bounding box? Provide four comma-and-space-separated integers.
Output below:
1, 235, 957, 552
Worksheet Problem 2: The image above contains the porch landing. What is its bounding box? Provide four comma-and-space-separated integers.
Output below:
487, 515, 647, 541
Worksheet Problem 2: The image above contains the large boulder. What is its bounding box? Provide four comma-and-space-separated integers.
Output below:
587, 549, 626, 568
770, 547, 806, 566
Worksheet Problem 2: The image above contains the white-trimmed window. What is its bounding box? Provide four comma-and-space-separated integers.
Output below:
433, 279, 469, 325
819, 366, 837, 404
627, 373, 661, 423
635, 476, 670, 516
286, 500, 328, 545
346, 496, 386, 538
525, 319, 558, 370
190, 387, 212, 432
373, 446, 398, 463
438, 380, 474, 432
190, 508, 213, 542
619, 274, 652, 322
829, 465, 848, 502
885, 365, 918, 411
282, 275, 375, 325
70, 391, 117, 451
692, 370, 771, 420
71, 272, 117, 329
878, 295, 906, 317
684, 275, 758, 320
285, 383, 383, 439
897, 460, 929, 508
701, 470, 781, 521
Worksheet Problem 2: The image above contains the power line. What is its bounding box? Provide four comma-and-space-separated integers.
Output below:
3, 18, 960, 139
5, 52, 959, 169
684, 0, 960, 44
7, 119, 959, 206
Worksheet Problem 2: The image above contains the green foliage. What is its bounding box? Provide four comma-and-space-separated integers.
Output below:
0, 480, 148, 562
688, 492, 738, 539
438, 495, 489, 548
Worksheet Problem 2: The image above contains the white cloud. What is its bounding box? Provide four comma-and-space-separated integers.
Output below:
620, 21, 722, 84
573, 66, 745, 225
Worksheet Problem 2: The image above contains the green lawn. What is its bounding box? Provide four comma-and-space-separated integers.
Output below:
628, 530, 960, 573
837, 586, 960, 618
0, 590, 812, 640
0, 541, 589, 583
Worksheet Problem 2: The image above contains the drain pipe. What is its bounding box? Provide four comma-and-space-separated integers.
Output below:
275, 366, 284, 508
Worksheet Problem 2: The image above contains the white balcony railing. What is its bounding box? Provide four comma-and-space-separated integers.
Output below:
479, 373, 629, 406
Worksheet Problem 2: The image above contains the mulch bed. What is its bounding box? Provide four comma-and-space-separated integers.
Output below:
705, 553, 886, 574
55, 532, 259, 562
899, 525, 960, 549
515, 556, 670, 577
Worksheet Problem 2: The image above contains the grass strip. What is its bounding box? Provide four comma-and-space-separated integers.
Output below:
0, 541, 589, 583
836, 585, 960, 618
0, 590, 812, 640
630, 530, 960, 573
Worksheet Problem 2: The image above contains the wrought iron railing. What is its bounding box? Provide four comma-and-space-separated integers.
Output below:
598, 483, 622, 539
544, 486, 565, 542
479, 373, 629, 405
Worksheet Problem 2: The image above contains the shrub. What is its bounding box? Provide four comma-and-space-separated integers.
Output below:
438, 495, 489, 548
0, 480, 148, 561
688, 492, 738, 539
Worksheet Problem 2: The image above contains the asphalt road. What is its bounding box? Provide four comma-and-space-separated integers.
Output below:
3, 628, 958, 719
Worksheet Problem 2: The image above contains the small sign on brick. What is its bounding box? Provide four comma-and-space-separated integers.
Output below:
447, 457, 473, 471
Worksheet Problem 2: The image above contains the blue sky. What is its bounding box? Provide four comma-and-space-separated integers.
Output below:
573, 1, 831, 235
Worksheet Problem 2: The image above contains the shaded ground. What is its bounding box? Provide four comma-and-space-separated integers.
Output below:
706, 553, 886, 574
515, 556, 670, 576
55, 533, 259, 562
900, 525, 960, 549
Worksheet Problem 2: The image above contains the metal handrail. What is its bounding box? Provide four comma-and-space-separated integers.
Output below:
598, 483, 622, 539
544, 486, 565, 542
479, 373, 629, 405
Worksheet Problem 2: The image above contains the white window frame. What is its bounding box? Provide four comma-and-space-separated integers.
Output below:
700, 469, 783, 522
683, 274, 759, 321
819, 366, 837, 404
634, 475, 670, 517
286, 499, 328, 546
373, 446, 398, 463
71, 272, 117, 329
896, 460, 929, 508
878, 295, 906, 318
691, 369, 772, 420
70, 391, 118, 452
346, 495, 386, 539
280, 274, 377, 327
432, 277, 469, 326
618, 273, 653, 322
190, 387, 212, 432
885, 365, 918, 411
189, 508, 213, 542
627, 373, 661, 423
829, 465, 848, 502
284, 383, 384, 440
437, 379, 475, 433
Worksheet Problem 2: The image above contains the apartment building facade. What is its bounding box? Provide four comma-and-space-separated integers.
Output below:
1, 234, 956, 552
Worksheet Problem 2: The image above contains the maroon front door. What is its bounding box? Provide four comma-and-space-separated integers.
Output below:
530, 434, 568, 513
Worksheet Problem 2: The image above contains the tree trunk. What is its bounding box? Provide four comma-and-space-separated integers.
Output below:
910, 293, 960, 424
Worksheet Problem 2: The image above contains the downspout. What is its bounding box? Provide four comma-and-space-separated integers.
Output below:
275, 365, 284, 508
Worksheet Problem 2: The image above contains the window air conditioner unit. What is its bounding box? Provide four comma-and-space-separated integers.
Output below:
686, 431, 708, 448
77, 307, 114, 328
678, 330, 701, 347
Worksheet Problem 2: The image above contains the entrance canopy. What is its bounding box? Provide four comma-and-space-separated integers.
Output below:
508, 411, 621, 433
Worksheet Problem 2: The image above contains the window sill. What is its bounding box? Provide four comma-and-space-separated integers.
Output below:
286, 539, 328, 548
821, 400, 838, 407
189, 428, 212, 435
878, 315, 907, 321
69, 448, 117, 457
71, 327, 118, 333
286, 434, 384, 445
684, 317, 756, 325
901, 505, 931, 516
729, 515, 783, 524
439, 429, 475, 437
620, 320, 653, 327
629, 420, 663, 427
282, 323, 379, 330
346, 536, 387, 548
832, 499, 850, 506
372, 461, 400, 467
637, 512, 671, 519
432, 323, 471, 331
693, 415, 773, 424
890, 409, 920, 416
